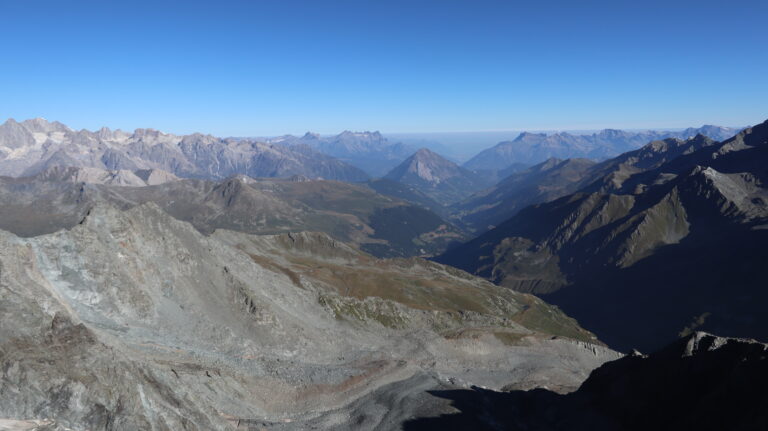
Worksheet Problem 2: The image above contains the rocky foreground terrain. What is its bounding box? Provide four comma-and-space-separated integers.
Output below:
401, 332, 768, 430
0, 202, 618, 430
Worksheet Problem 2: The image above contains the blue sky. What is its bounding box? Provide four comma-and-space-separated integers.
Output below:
1, 0, 766, 136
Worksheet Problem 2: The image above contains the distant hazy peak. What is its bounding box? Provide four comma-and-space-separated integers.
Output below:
516, 131, 548, 139
412, 147, 442, 158
338, 130, 383, 138
463, 124, 742, 172
382, 147, 491, 204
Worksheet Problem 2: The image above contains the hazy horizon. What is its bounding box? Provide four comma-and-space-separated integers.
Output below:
2, 0, 766, 136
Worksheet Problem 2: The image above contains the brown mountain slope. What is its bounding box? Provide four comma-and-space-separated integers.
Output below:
0, 173, 465, 258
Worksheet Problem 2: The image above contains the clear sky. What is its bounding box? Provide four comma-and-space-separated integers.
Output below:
1, 0, 766, 136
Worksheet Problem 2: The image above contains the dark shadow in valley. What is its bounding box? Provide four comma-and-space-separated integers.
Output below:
546, 220, 768, 352
404, 333, 768, 431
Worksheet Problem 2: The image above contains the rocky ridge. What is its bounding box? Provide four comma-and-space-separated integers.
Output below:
463, 125, 741, 173
0, 202, 618, 430
0, 173, 467, 258
452, 134, 721, 233
272, 130, 415, 177
0, 118, 369, 182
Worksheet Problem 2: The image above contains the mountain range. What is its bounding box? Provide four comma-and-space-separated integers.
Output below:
439, 120, 768, 351
270, 130, 415, 177
0, 169, 467, 258
463, 125, 741, 176
0, 118, 369, 181
452, 134, 720, 232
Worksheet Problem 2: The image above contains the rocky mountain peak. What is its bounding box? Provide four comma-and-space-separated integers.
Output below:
0, 118, 370, 181
395, 148, 459, 183
516, 131, 547, 140
131, 128, 164, 139
412, 147, 440, 159
673, 331, 765, 358
597, 128, 629, 138
384, 148, 491, 204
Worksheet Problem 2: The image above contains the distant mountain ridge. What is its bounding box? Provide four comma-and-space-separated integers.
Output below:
0, 172, 466, 258
453, 134, 719, 232
384, 148, 493, 205
0, 118, 369, 181
463, 125, 741, 173
36, 166, 179, 187
452, 157, 597, 232
271, 130, 415, 176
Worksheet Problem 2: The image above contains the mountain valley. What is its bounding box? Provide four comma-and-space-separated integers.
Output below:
439, 120, 768, 351
0, 169, 466, 258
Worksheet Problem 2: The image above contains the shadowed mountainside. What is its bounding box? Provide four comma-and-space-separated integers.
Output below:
402, 332, 768, 431
452, 134, 719, 233
439, 120, 768, 351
